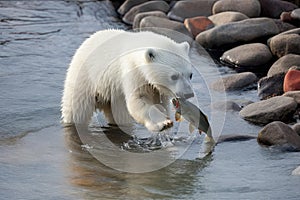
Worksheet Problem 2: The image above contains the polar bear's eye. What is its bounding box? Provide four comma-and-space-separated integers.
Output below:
171, 74, 179, 81
189, 73, 193, 80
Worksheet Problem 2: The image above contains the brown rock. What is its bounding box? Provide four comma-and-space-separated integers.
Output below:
267, 54, 300, 77
184, 16, 214, 38
208, 11, 249, 26
259, 0, 298, 18
133, 11, 167, 29
280, 11, 293, 22
284, 68, 300, 92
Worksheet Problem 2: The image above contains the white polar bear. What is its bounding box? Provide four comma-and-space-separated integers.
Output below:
61, 29, 194, 132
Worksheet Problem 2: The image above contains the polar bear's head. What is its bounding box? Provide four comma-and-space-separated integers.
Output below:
140, 42, 194, 99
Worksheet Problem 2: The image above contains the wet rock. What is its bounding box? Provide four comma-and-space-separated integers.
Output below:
208, 11, 249, 26
211, 72, 258, 92
284, 67, 300, 92
122, 1, 170, 25
211, 100, 241, 111
267, 54, 300, 77
257, 121, 300, 151
240, 96, 297, 124
196, 18, 279, 49
168, 0, 217, 22
117, 0, 151, 16
292, 166, 300, 175
140, 16, 192, 37
220, 43, 273, 71
283, 90, 300, 104
212, 0, 261, 17
184, 16, 214, 38
291, 8, 300, 20
133, 11, 167, 29
268, 29, 300, 58
258, 73, 285, 100
259, 0, 298, 18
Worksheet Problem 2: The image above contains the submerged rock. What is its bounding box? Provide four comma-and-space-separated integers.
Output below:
240, 96, 297, 124
212, 0, 261, 17
208, 11, 249, 26
133, 11, 167, 29
211, 100, 242, 111
184, 16, 214, 38
259, 0, 298, 18
284, 67, 300, 92
267, 54, 300, 77
257, 121, 300, 151
257, 73, 285, 100
211, 72, 257, 92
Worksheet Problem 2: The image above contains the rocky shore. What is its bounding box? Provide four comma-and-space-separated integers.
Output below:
114, 0, 300, 172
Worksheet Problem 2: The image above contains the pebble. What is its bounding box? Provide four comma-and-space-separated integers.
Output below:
258, 73, 285, 100
208, 11, 249, 26
257, 121, 300, 151
211, 72, 258, 92
258, 0, 298, 18
184, 16, 214, 38
212, 0, 261, 17
133, 11, 167, 29
240, 96, 297, 124
267, 54, 300, 77
283, 67, 300, 92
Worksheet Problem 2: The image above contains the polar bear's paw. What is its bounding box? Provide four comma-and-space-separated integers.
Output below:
145, 119, 173, 132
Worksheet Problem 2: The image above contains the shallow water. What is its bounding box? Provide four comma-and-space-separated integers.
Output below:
1, 1, 300, 199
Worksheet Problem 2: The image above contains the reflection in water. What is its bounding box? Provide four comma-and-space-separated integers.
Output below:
64, 126, 212, 199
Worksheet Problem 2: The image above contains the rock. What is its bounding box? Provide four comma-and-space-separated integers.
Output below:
292, 166, 300, 175
133, 11, 167, 29
167, 0, 217, 22
117, 0, 151, 16
184, 16, 214, 38
196, 18, 279, 49
258, 73, 285, 100
291, 8, 300, 20
211, 100, 241, 111
283, 90, 300, 104
240, 96, 297, 124
259, 0, 298, 18
122, 1, 170, 25
292, 123, 300, 136
212, 0, 261, 17
267, 54, 300, 77
211, 72, 258, 91
284, 67, 300, 92
272, 19, 296, 33
140, 16, 192, 38
220, 43, 273, 71
268, 31, 300, 58
280, 11, 293, 22
208, 11, 249, 26
257, 121, 300, 151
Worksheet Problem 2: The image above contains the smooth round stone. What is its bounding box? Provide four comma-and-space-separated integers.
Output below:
132, 11, 167, 29
167, 0, 217, 22
117, 0, 151, 16
240, 96, 298, 125
267, 54, 300, 77
184, 16, 214, 38
283, 90, 300, 104
284, 68, 300, 92
292, 123, 300, 136
259, 0, 298, 18
269, 33, 300, 58
122, 1, 170, 25
212, 0, 261, 17
211, 72, 258, 92
257, 121, 300, 151
208, 11, 249, 26
291, 8, 300, 20
220, 43, 273, 69
258, 73, 285, 100
196, 18, 279, 49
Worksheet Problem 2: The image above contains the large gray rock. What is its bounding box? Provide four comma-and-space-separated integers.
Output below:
291, 8, 300, 20
133, 11, 167, 29
268, 28, 300, 57
258, 73, 285, 100
240, 96, 297, 124
212, 0, 261, 17
208, 11, 249, 26
122, 1, 170, 25
211, 72, 258, 91
220, 43, 273, 71
267, 54, 300, 77
259, 0, 298, 18
118, 0, 151, 16
283, 90, 300, 104
257, 121, 300, 151
196, 18, 279, 49
139, 16, 192, 38
168, 0, 217, 22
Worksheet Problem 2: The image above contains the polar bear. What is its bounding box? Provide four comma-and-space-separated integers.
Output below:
61, 30, 194, 132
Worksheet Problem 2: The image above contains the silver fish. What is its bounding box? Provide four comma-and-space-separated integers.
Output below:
172, 98, 214, 143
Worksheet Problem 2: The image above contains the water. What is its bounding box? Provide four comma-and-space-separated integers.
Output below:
1, 1, 300, 199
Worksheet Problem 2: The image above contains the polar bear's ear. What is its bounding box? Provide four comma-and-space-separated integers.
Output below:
181, 42, 190, 53
145, 49, 156, 62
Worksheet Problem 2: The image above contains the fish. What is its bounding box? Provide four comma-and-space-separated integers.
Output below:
172, 98, 215, 143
